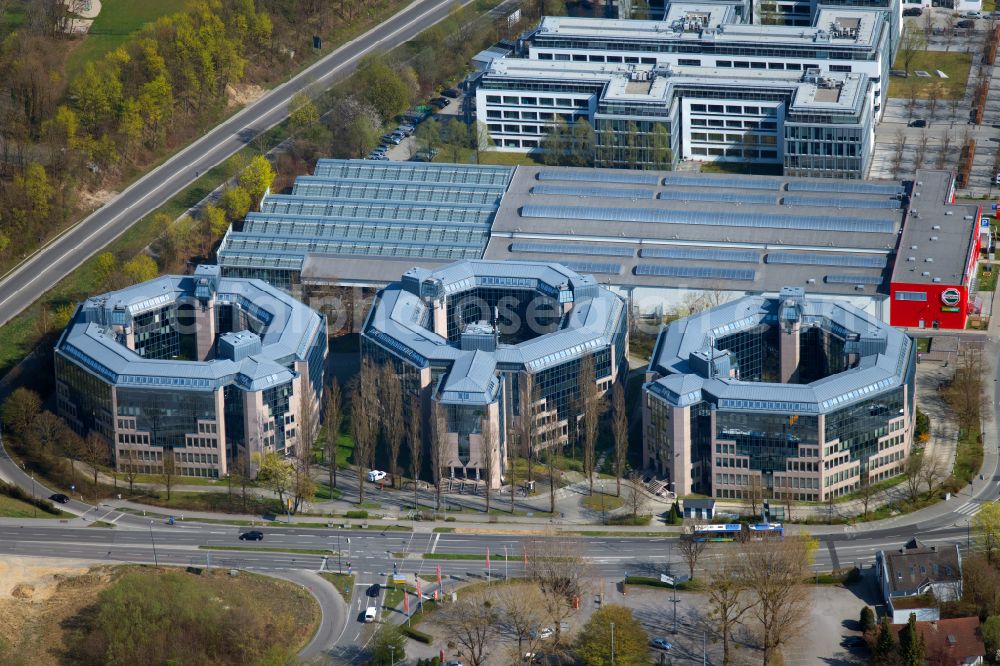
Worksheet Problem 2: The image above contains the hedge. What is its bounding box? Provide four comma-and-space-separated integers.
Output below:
0, 481, 61, 515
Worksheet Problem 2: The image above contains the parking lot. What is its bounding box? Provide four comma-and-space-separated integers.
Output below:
366, 88, 466, 162
869, 9, 1000, 191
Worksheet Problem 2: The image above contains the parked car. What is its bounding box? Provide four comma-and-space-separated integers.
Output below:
441, 88, 460, 98
957, 18, 976, 28
444, 661, 464, 666
49, 493, 70, 504
903, 7, 922, 16
239, 530, 264, 541
367, 469, 387, 482
908, 118, 927, 128
430, 97, 451, 109
651, 637, 673, 651
364, 606, 377, 622
530, 627, 554, 639
992, 11, 1000, 18
397, 124, 415, 136
961, 10, 982, 18
380, 134, 402, 145
365, 154, 389, 161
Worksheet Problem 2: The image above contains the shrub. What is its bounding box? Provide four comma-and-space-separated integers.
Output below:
860, 606, 877, 633
606, 514, 652, 526
403, 626, 433, 643
345, 510, 368, 519
0, 481, 60, 515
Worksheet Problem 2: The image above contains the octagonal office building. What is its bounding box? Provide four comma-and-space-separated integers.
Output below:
55, 266, 326, 479
642, 287, 915, 501
362, 260, 628, 488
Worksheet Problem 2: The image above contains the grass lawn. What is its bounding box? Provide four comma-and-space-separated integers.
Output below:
887, 51, 972, 100
0, 1, 27, 39
978, 263, 998, 291
581, 492, 625, 512
135, 490, 283, 515
915, 337, 931, 353
66, 0, 188, 79
433, 146, 544, 167
320, 572, 355, 602
0, 493, 67, 518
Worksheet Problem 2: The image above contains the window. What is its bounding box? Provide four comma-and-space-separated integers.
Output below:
607, 56, 622, 63
691, 104, 707, 112
556, 98, 572, 107
679, 58, 701, 66
555, 53, 570, 61
786, 63, 802, 70
830, 65, 852, 73
588, 55, 605, 62
734, 61, 750, 68
726, 105, 741, 114
717, 60, 732, 67
521, 111, 537, 120
538, 52, 553, 60
767, 62, 784, 69
744, 106, 760, 115
572, 54, 587, 61
522, 97, 537, 105
751, 62, 766, 69
641, 57, 656, 64
895, 291, 927, 301
503, 111, 519, 119
624, 57, 639, 64
709, 105, 724, 113
503, 96, 518, 104
539, 97, 554, 105
503, 124, 519, 133
486, 95, 500, 104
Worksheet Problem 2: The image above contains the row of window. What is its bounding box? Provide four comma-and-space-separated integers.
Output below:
690, 103, 773, 115
484, 94, 588, 108
487, 110, 581, 121
176, 452, 220, 465
118, 449, 161, 461
118, 434, 150, 445
197, 422, 218, 434
186, 437, 217, 448
714, 61, 822, 71
536, 52, 657, 65
690, 132, 778, 144
690, 118, 777, 130
491, 138, 540, 148
774, 475, 819, 489
181, 467, 221, 478
689, 147, 779, 159
787, 459, 819, 472
872, 448, 905, 469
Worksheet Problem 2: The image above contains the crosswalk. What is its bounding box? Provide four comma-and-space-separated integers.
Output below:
954, 502, 981, 517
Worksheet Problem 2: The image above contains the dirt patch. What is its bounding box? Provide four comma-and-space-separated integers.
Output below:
0, 557, 109, 663
226, 82, 266, 108
77, 188, 118, 211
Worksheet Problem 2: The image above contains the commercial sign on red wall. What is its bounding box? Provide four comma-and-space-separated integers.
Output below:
889, 282, 970, 329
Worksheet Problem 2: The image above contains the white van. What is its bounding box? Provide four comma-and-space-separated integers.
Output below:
364, 606, 377, 622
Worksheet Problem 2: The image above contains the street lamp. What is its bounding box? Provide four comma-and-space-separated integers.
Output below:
31, 472, 35, 518
389, 645, 395, 666
149, 520, 159, 567
610, 622, 615, 666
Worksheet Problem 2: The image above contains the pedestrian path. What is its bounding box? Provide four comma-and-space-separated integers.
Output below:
954, 501, 981, 517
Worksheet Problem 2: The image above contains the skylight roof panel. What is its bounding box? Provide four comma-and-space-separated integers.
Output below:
536, 170, 660, 185
639, 247, 760, 263
561, 261, 622, 275
657, 190, 776, 205
510, 241, 634, 257
785, 180, 905, 196
823, 274, 883, 285
531, 185, 654, 199
766, 252, 887, 268
782, 195, 901, 209
634, 264, 756, 281
661, 174, 783, 190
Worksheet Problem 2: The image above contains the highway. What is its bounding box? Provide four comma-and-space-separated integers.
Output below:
0, 0, 472, 328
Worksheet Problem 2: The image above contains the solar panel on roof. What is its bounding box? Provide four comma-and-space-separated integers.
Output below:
785, 180, 905, 196
510, 241, 634, 257
766, 252, 887, 268
640, 247, 760, 263
657, 190, 776, 205
634, 264, 756, 281
661, 174, 784, 190
520, 205, 894, 234
824, 274, 883, 285
536, 170, 660, 185
561, 261, 622, 275
531, 185, 654, 199
782, 195, 901, 210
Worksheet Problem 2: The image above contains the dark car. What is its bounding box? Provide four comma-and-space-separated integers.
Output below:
903, 7, 922, 16
368, 583, 381, 597
49, 493, 70, 504
957, 18, 976, 28
430, 97, 451, 108
908, 119, 927, 128
238, 530, 264, 541
441, 88, 460, 98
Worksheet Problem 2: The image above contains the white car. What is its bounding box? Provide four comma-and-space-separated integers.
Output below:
367, 470, 387, 482
364, 606, 377, 622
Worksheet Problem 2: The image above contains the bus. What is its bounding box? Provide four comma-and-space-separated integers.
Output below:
692, 523, 784, 542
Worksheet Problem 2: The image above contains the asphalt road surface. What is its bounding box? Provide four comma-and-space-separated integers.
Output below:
0, 0, 470, 328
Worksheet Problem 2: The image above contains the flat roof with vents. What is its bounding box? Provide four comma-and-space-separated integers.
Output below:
890, 170, 981, 287
486, 165, 905, 296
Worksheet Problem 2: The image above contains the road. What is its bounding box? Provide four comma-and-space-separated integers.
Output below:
0, 0, 470, 328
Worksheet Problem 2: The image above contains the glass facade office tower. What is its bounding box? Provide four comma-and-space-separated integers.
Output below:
642, 287, 915, 500
362, 260, 628, 488
55, 266, 327, 479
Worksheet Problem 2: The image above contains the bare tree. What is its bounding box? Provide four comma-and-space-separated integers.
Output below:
708, 559, 755, 666
898, 24, 927, 72
611, 381, 629, 498
352, 357, 379, 503
432, 402, 447, 511
481, 414, 497, 514
121, 448, 140, 495
407, 395, 422, 510
495, 583, 552, 664
80, 432, 109, 488
438, 590, 498, 666
937, 132, 953, 169
232, 449, 252, 512
509, 429, 519, 514
915, 134, 929, 169
324, 378, 342, 490
744, 475, 764, 518
161, 450, 176, 501
546, 444, 557, 514
678, 522, 708, 581
579, 354, 599, 495
379, 364, 404, 489
919, 454, 943, 495
737, 535, 816, 665
928, 82, 943, 118
292, 394, 317, 514
523, 534, 590, 646
624, 472, 646, 520
903, 452, 925, 503
857, 470, 879, 521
